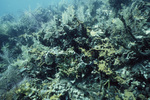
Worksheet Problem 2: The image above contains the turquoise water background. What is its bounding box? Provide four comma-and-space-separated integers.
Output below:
0, 0, 68, 16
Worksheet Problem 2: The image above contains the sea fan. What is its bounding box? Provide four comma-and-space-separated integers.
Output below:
0, 45, 12, 64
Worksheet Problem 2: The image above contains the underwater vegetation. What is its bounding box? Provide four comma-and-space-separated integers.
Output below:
0, 0, 150, 99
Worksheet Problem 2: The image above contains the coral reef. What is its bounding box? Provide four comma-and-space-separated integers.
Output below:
0, 0, 150, 99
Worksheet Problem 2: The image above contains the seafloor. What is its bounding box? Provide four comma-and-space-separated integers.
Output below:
0, 0, 150, 100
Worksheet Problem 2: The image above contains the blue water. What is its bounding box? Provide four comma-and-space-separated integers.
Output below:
0, 0, 63, 16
